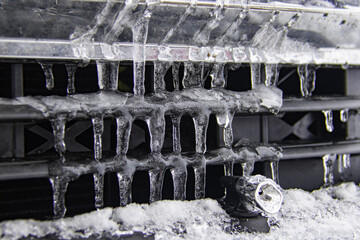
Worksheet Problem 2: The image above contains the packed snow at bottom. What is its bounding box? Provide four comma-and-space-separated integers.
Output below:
1, 182, 360, 240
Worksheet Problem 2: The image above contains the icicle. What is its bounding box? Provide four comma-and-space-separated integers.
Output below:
210, 63, 226, 88
323, 154, 336, 187
340, 109, 349, 123
116, 117, 132, 155
338, 154, 351, 181
39, 62, 54, 90
160, 4, 195, 44
154, 61, 171, 93
92, 115, 104, 161
171, 167, 187, 200
50, 116, 67, 162
193, 112, 209, 154
183, 62, 204, 88
224, 161, 234, 176
297, 65, 316, 97
270, 160, 280, 184
149, 169, 165, 203
250, 63, 261, 89
117, 172, 133, 206
322, 110, 334, 132
96, 61, 120, 91
172, 62, 181, 90
132, 10, 151, 96
193, 3, 225, 46
216, 10, 247, 46
242, 160, 255, 177
147, 109, 165, 153
194, 163, 206, 199
65, 64, 77, 95
49, 176, 69, 218
265, 64, 280, 86
216, 111, 234, 148
171, 114, 182, 154
93, 173, 104, 209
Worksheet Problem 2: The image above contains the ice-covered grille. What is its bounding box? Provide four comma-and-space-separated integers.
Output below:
1, 0, 360, 219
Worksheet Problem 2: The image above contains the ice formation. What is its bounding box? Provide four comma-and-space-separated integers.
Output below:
1, 182, 360, 240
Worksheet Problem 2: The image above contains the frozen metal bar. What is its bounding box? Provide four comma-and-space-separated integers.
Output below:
0, 161, 49, 180
1, 39, 360, 65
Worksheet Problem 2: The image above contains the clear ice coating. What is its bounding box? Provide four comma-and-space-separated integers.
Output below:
116, 117, 132, 155
171, 115, 182, 154
265, 64, 280, 87
132, 10, 152, 96
49, 176, 69, 218
297, 65, 316, 97
65, 64, 77, 95
215, 9, 247, 46
340, 109, 349, 123
50, 116, 67, 162
39, 62, 55, 90
250, 63, 261, 88
322, 154, 336, 187
149, 168, 165, 203
92, 115, 104, 161
93, 173, 104, 209
322, 110, 334, 132
117, 172, 133, 207
251, 10, 280, 48
96, 61, 120, 91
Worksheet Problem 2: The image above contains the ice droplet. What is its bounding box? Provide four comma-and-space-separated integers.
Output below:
39, 62, 54, 90
171, 114, 182, 153
92, 115, 104, 161
265, 64, 280, 87
133, 10, 151, 96
171, 166, 187, 200
210, 63, 226, 88
194, 162, 206, 199
154, 61, 171, 93
298, 65, 316, 97
250, 63, 261, 88
323, 154, 336, 187
116, 117, 132, 155
322, 110, 334, 132
93, 173, 104, 209
149, 169, 165, 203
65, 64, 77, 95
49, 176, 69, 218
340, 109, 349, 122
117, 172, 132, 207
96, 61, 120, 91
50, 116, 67, 162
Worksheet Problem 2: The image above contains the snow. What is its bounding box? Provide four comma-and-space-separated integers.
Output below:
1, 182, 360, 240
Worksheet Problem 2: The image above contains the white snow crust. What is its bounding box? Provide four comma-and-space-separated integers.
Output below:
1, 182, 360, 240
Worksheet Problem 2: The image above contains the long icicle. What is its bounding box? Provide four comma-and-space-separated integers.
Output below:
117, 172, 133, 206
171, 165, 187, 200
270, 160, 280, 184
194, 160, 206, 199
39, 62, 54, 90
93, 173, 104, 209
50, 116, 67, 163
49, 176, 69, 218
298, 65, 316, 97
193, 112, 209, 154
96, 61, 120, 91
92, 115, 104, 161
154, 61, 171, 93
65, 63, 77, 94
149, 169, 165, 203
172, 62, 181, 90
323, 154, 336, 187
133, 10, 151, 96
116, 116, 132, 155
147, 109, 166, 153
